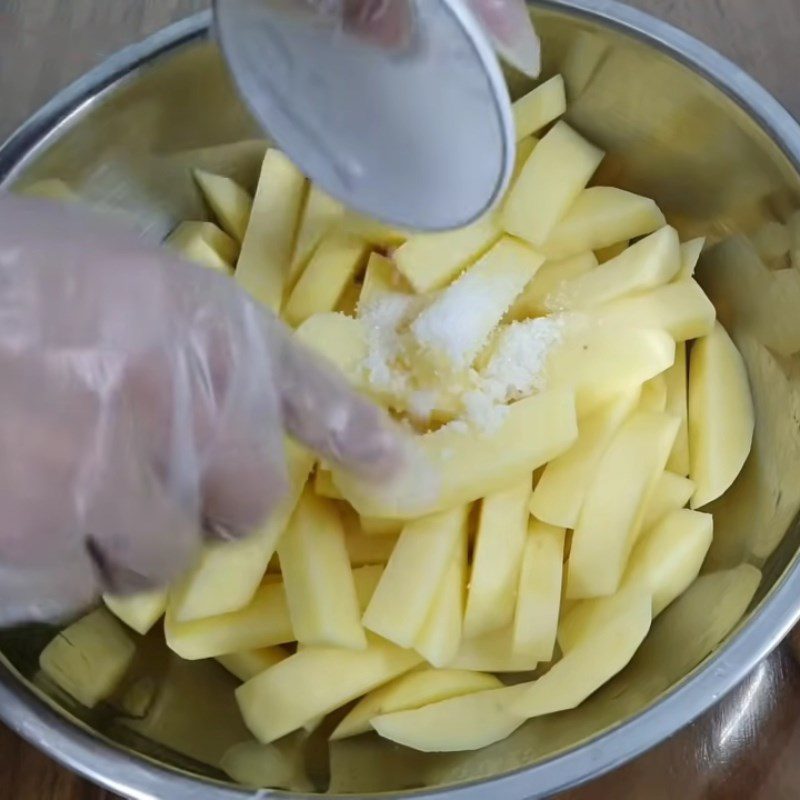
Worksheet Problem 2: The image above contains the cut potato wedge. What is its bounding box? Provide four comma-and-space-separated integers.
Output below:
625, 508, 713, 615
235, 149, 306, 311
290, 184, 343, 284
509, 136, 538, 185
512, 521, 565, 663
104, 589, 168, 636
676, 237, 705, 280
512, 75, 567, 140
194, 169, 252, 242
639, 374, 667, 413
641, 471, 695, 532
568, 412, 680, 598
217, 648, 289, 682
372, 684, 526, 752
236, 637, 422, 743
169, 441, 313, 622
411, 237, 545, 369
167, 565, 381, 661
587, 279, 715, 342
339, 212, 407, 247
40, 609, 136, 708
167, 220, 239, 264
561, 510, 711, 653
333, 390, 578, 519
689, 322, 754, 508
503, 121, 604, 247
394, 214, 501, 293
168, 234, 231, 273
166, 580, 294, 660
450, 626, 537, 672
294, 312, 368, 389
547, 226, 681, 310
415, 528, 467, 667
531, 387, 640, 528
278, 489, 366, 650
284, 232, 370, 327
363, 506, 468, 648
665, 342, 690, 475
359, 252, 409, 311
508, 251, 597, 319
464, 479, 532, 639
166, 220, 239, 271
558, 583, 650, 653
513, 587, 651, 717
542, 187, 665, 261
545, 323, 675, 416
331, 668, 501, 740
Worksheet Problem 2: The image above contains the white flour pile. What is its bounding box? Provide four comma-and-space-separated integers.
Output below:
463, 316, 565, 429
359, 287, 565, 433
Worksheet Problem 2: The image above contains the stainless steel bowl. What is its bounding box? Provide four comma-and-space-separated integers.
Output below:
2, 2, 800, 798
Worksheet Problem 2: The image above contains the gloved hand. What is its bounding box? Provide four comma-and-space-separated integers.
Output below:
0, 195, 402, 625
322, 0, 541, 77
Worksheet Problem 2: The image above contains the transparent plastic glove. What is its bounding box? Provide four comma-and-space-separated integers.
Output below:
0, 195, 401, 625
318, 0, 541, 76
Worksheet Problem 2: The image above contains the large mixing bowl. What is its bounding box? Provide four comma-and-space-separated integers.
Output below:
2, 2, 800, 798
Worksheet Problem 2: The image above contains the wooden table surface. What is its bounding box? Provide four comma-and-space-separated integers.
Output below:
3, 1, 800, 798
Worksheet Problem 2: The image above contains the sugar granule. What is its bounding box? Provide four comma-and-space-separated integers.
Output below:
482, 316, 565, 401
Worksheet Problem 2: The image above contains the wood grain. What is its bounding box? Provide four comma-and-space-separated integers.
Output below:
1, 0, 800, 798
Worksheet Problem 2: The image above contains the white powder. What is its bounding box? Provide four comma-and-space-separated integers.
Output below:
481, 316, 565, 401
407, 390, 438, 422
360, 292, 417, 396
360, 280, 564, 434
462, 389, 510, 433
455, 316, 563, 431
411, 271, 525, 367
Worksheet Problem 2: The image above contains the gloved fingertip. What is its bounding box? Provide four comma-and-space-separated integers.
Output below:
495, 25, 541, 78
333, 434, 442, 519
468, 0, 542, 77
85, 536, 160, 596
329, 401, 406, 480
343, 0, 414, 50
201, 432, 289, 540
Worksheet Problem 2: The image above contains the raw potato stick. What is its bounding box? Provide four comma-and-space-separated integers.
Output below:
568, 412, 680, 598
464, 479, 532, 639
503, 121, 604, 247
331, 668, 501, 740
235, 149, 306, 311
194, 169, 253, 242
333, 390, 578, 519
688, 322, 754, 508
236, 637, 422, 743
278, 489, 366, 650
512, 75, 567, 140
363, 506, 469, 648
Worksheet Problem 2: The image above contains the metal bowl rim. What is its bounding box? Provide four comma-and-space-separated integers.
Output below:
1, 2, 800, 798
